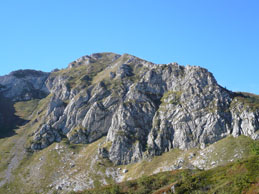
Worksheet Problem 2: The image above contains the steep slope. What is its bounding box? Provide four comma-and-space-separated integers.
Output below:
28, 52, 258, 165
0, 69, 49, 137
0, 71, 50, 188
0, 52, 258, 193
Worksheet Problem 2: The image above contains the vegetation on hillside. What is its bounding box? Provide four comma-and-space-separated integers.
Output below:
72, 141, 259, 194
232, 92, 259, 111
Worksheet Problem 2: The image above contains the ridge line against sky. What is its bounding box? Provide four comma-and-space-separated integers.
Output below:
0, 0, 258, 94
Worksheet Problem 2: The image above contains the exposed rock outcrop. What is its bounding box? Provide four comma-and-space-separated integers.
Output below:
230, 98, 259, 140
24, 52, 258, 165
0, 69, 50, 101
0, 69, 50, 137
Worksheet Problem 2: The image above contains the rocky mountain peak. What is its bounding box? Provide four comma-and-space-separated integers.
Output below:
0, 53, 257, 166
11, 52, 255, 166
68, 52, 122, 69
0, 69, 50, 101
9, 69, 47, 78
0, 52, 258, 193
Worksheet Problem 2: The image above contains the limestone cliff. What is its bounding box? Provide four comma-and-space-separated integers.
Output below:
1, 53, 258, 165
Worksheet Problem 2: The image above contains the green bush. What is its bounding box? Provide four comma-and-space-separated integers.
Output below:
250, 141, 259, 155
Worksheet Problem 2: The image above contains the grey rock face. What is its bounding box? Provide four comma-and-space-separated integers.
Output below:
0, 69, 50, 101
230, 99, 259, 140
116, 64, 133, 78
28, 52, 259, 165
0, 69, 50, 137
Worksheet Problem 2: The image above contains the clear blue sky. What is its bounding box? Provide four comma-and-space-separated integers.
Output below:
0, 0, 258, 94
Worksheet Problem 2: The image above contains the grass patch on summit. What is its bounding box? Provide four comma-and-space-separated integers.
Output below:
232, 92, 259, 111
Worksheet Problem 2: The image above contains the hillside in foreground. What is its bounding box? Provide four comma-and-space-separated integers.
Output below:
75, 150, 259, 194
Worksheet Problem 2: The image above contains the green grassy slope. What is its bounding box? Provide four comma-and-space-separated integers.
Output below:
71, 141, 259, 194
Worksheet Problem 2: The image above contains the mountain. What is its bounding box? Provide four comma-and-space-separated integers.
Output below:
0, 70, 49, 137
0, 52, 258, 193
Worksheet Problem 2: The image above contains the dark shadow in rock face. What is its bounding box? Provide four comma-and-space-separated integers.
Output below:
0, 94, 27, 138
